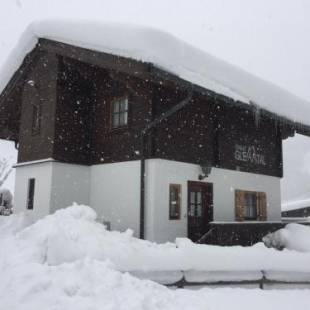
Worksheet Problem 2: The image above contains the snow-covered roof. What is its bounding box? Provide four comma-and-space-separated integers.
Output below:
1, 20, 310, 127
282, 198, 310, 212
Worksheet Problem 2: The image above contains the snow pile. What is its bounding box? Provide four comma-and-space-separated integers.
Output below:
0, 255, 209, 310
2, 204, 310, 272
263, 223, 310, 252
0, 211, 33, 236
0, 205, 209, 310
1, 205, 310, 310
1, 20, 310, 126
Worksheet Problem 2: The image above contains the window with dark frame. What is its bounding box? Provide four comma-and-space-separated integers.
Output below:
111, 97, 129, 128
189, 190, 202, 218
32, 103, 41, 135
244, 192, 258, 220
26, 178, 35, 210
169, 184, 181, 220
235, 190, 267, 221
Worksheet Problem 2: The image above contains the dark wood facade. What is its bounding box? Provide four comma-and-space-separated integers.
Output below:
0, 39, 297, 178
201, 222, 310, 246
282, 206, 310, 218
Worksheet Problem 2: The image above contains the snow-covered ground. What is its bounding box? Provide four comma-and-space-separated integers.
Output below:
1, 204, 310, 310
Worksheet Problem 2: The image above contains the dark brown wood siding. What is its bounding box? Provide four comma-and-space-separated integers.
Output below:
53, 57, 153, 165
0, 85, 22, 141
13, 42, 283, 178
151, 87, 214, 165
53, 57, 93, 165
18, 51, 58, 163
215, 104, 283, 177
90, 69, 153, 164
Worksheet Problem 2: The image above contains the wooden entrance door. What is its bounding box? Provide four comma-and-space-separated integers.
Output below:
187, 181, 213, 242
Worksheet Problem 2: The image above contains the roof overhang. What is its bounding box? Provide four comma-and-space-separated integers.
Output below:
1, 37, 310, 141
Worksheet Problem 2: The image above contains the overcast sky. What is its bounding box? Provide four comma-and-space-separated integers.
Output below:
0, 0, 310, 203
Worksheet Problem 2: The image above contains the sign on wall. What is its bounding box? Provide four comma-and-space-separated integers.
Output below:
234, 144, 266, 166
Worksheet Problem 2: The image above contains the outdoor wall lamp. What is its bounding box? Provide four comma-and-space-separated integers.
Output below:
199, 161, 212, 180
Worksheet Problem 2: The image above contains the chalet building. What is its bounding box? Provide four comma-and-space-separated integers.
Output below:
1, 22, 310, 244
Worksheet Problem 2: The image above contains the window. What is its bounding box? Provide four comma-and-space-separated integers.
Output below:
169, 184, 181, 220
189, 190, 202, 217
235, 190, 267, 221
32, 104, 41, 135
244, 192, 258, 220
26, 178, 35, 210
111, 97, 128, 128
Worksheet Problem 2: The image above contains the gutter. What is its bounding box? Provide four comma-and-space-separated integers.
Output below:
139, 89, 193, 239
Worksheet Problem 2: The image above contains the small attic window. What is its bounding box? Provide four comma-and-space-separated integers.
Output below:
111, 97, 129, 128
32, 103, 41, 135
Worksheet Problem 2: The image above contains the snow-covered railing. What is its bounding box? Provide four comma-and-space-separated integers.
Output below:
130, 270, 310, 289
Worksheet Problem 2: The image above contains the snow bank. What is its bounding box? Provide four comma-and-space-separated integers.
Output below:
0, 212, 33, 236
2, 204, 310, 273
1, 20, 310, 126
263, 223, 310, 252
1, 205, 310, 310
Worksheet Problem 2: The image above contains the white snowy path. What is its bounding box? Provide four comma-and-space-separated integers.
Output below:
1, 258, 309, 310
0, 205, 310, 310
198, 288, 310, 310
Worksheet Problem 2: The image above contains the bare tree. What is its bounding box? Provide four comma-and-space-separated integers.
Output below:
0, 157, 12, 187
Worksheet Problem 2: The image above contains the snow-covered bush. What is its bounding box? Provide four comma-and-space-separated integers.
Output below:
263, 223, 310, 252
0, 187, 13, 215
0, 157, 13, 215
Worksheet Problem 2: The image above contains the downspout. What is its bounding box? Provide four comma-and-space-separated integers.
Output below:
139, 134, 146, 239
139, 89, 193, 239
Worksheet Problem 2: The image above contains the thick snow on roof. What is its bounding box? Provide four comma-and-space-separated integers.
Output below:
1, 20, 310, 126
282, 198, 310, 212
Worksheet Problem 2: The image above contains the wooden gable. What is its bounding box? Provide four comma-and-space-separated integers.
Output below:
0, 38, 308, 177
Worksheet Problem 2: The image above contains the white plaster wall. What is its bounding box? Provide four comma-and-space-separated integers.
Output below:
49, 162, 90, 214
89, 161, 140, 237
211, 167, 281, 222
146, 159, 281, 243
14, 161, 53, 221
13, 158, 281, 244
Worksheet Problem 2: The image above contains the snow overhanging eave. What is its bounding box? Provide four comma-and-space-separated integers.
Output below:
150, 64, 310, 138
1, 34, 310, 139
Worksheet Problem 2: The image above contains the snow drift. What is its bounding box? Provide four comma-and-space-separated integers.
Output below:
1, 20, 310, 126
263, 223, 310, 252
2, 204, 310, 272
1, 205, 310, 310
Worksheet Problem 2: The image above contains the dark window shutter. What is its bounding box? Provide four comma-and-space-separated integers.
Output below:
235, 190, 244, 221
258, 192, 267, 221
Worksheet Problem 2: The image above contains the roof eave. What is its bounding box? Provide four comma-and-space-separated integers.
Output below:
1, 37, 310, 139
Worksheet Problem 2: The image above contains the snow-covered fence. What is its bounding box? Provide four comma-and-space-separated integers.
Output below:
130, 270, 310, 289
